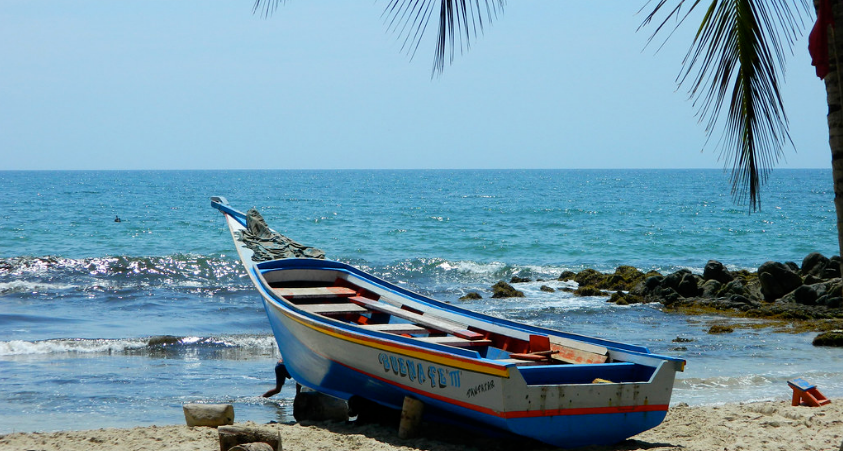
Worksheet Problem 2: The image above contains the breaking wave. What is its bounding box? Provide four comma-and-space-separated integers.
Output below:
0, 255, 249, 294
0, 334, 278, 357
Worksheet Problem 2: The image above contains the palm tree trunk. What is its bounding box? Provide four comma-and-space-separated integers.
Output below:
821, 0, 843, 271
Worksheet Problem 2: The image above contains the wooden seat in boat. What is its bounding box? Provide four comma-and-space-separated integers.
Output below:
273, 286, 356, 299
299, 303, 368, 315
415, 336, 493, 347
349, 296, 484, 340
358, 323, 428, 335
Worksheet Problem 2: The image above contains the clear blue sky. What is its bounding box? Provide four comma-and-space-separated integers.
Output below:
0, 1, 828, 170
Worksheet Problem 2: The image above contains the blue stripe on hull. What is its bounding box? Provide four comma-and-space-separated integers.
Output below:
507, 411, 668, 448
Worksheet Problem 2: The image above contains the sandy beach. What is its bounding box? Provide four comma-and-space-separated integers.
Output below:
2, 399, 841, 451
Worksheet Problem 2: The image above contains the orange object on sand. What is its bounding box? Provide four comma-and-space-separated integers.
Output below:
788, 378, 831, 407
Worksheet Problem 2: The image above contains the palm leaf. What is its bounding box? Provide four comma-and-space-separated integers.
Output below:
252, 0, 286, 19
642, 0, 810, 210
383, 0, 505, 76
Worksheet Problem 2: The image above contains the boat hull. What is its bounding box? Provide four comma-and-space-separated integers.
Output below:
252, 259, 680, 448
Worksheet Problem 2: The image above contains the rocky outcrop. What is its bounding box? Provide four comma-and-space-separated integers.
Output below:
813, 330, 843, 347
758, 261, 803, 301
459, 292, 482, 300
561, 253, 843, 322
491, 281, 524, 298
559, 265, 654, 295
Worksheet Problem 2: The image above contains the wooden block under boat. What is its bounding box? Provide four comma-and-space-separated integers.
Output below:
273, 286, 357, 299
349, 296, 484, 340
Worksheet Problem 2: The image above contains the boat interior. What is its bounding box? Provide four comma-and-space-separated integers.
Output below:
258, 267, 660, 384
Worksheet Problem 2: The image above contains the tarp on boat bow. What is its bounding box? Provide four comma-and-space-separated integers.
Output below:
237, 208, 325, 262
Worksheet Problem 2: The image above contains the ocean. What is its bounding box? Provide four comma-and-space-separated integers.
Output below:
1, 169, 841, 434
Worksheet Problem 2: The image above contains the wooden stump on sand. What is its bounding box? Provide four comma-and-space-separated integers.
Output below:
229, 443, 274, 451
293, 389, 349, 422
398, 396, 424, 439
183, 403, 234, 427
218, 425, 281, 451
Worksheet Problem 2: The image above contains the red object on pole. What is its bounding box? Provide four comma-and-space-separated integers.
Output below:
810, 0, 835, 79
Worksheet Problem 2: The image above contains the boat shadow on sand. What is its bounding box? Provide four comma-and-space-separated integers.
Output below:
297, 413, 678, 451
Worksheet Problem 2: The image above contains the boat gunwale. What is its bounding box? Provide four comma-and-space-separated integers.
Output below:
251, 264, 680, 384
255, 257, 683, 361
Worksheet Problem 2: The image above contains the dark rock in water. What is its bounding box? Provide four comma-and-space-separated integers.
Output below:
824, 255, 842, 279
573, 269, 605, 288
603, 266, 647, 291
721, 279, 752, 299
791, 284, 822, 306
566, 266, 649, 292
608, 291, 644, 305
758, 261, 803, 301
802, 252, 830, 278
804, 274, 825, 285
609, 292, 629, 305
673, 337, 694, 343
728, 295, 755, 307
459, 292, 482, 301
148, 335, 181, 346
540, 285, 555, 293
644, 275, 664, 291
700, 279, 722, 298
491, 281, 524, 298
574, 285, 605, 296
703, 260, 734, 284
557, 270, 576, 281
510, 276, 531, 283
708, 324, 734, 334
661, 270, 686, 291
677, 273, 702, 298
513, 256, 843, 326
655, 286, 682, 305
813, 330, 843, 347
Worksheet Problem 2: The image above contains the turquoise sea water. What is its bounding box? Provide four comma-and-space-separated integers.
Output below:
1, 169, 841, 433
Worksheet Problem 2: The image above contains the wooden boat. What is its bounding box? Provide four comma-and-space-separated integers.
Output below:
211, 197, 685, 448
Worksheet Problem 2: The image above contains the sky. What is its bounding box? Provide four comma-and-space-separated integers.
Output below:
0, 1, 830, 170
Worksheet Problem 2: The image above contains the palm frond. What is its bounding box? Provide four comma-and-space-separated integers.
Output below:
252, 0, 286, 19
382, 0, 505, 76
642, 0, 811, 210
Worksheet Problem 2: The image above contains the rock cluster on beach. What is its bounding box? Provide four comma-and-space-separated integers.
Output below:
549, 253, 843, 320
478, 252, 843, 343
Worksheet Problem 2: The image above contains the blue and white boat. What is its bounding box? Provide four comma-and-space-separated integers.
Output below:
211, 196, 685, 448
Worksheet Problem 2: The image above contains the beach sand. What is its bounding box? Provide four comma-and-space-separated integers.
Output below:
1, 399, 841, 451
